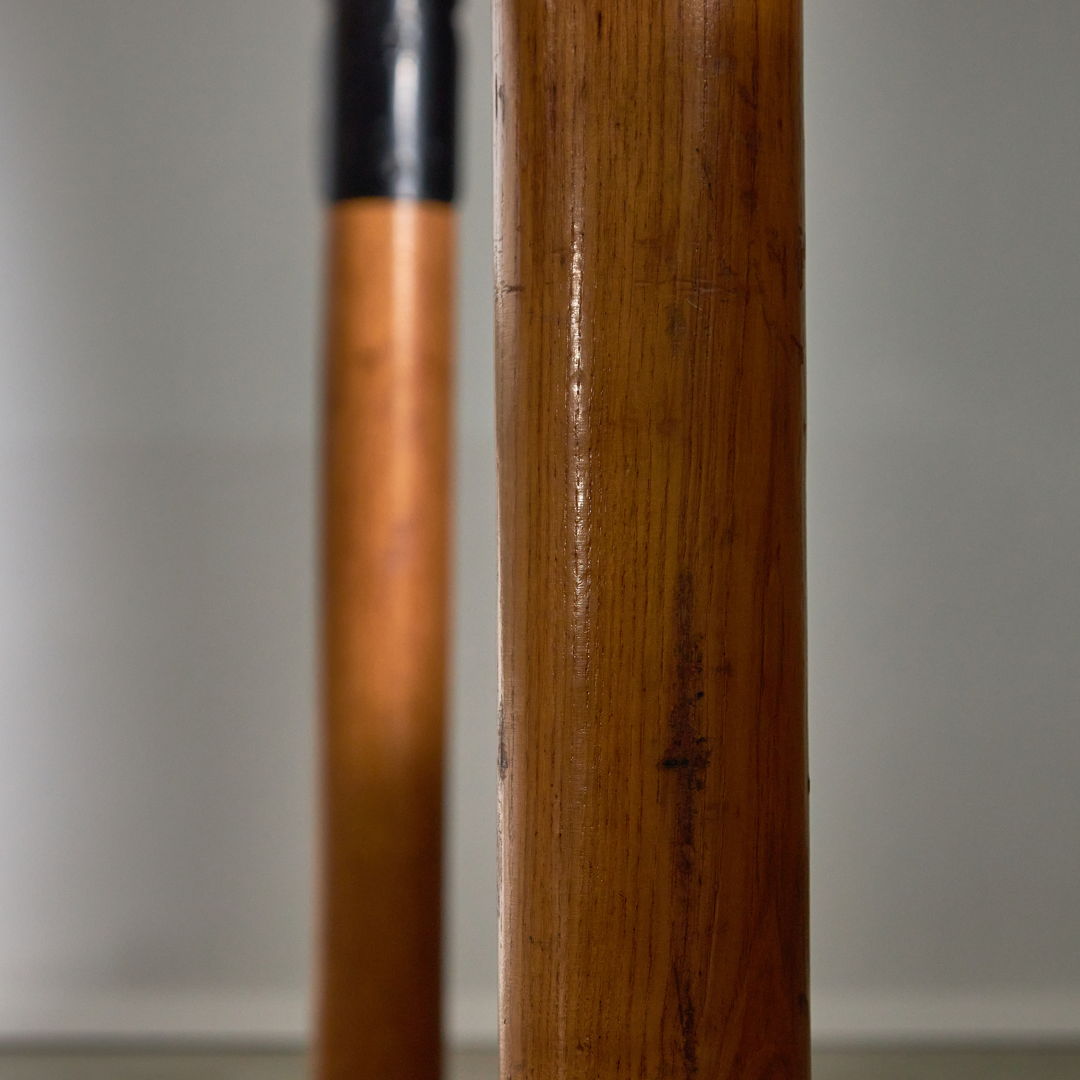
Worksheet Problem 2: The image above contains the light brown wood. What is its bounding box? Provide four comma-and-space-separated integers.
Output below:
317, 199, 454, 1080
495, 0, 807, 1077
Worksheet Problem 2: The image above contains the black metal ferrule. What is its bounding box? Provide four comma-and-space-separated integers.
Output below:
330, 0, 457, 203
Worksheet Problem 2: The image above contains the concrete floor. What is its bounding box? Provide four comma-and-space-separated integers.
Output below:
0, 1048, 1078, 1079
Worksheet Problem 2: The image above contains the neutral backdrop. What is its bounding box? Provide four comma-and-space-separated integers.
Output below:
0, 0, 1077, 1047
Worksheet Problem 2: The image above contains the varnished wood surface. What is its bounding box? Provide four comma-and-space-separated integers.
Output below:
317, 199, 454, 1080
495, 0, 807, 1077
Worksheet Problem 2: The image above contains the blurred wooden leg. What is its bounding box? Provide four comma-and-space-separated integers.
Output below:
316, 3, 457, 1078
318, 200, 453, 1080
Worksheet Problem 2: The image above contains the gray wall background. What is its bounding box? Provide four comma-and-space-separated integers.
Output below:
0, 0, 1076, 1045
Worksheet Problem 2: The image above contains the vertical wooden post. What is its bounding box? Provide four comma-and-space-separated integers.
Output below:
494, 0, 807, 1076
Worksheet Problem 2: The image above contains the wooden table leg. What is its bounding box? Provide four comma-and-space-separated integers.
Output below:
494, 1, 808, 1076
316, 3, 457, 1078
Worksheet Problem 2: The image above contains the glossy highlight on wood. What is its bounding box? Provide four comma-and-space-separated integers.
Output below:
317, 199, 454, 1080
495, 0, 808, 1076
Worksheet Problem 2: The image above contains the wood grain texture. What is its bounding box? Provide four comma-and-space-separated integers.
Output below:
494, 1, 807, 1077
317, 199, 454, 1080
